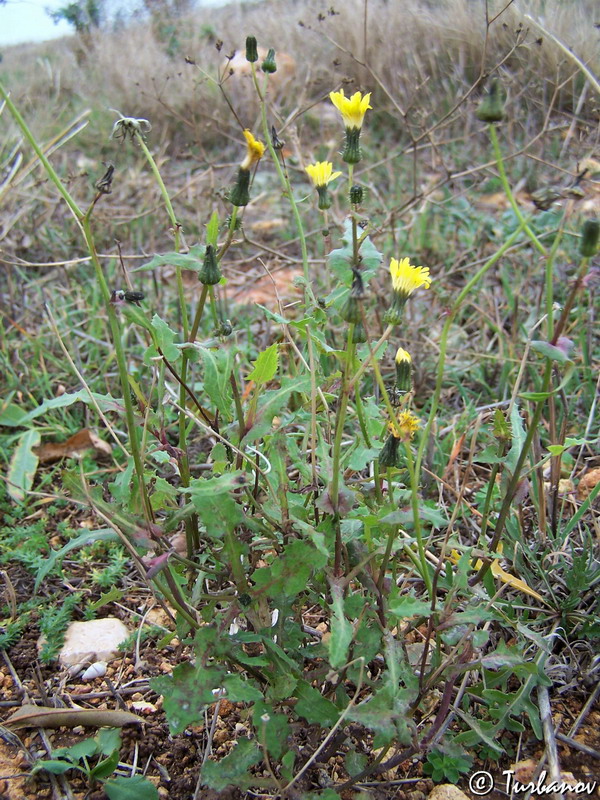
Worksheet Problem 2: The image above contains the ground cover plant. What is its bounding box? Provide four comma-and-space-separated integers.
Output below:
1, 1, 599, 798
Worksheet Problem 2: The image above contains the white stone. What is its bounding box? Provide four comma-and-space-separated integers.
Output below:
58, 618, 129, 667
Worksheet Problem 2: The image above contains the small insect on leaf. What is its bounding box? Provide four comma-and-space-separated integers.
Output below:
110, 290, 145, 306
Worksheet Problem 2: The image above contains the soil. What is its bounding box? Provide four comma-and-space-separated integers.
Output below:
1, 564, 599, 800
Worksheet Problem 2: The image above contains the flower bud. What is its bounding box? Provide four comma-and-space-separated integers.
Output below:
199, 244, 222, 285
350, 184, 363, 205
245, 36, 258, 63
316, 186, 332, 210
352, 321, 367, 343
378, 433, 400, 469
476, 79, 505, 123
261, 48, 277, 73
228, 167, 251, 207
340, 292, 362, 324
580, 219, 599, 257
395, 348, 412, 393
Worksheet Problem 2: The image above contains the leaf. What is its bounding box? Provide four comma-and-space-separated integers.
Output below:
150, 663, 224, 734
293, 680, 339, 727
243, 376, 311, 444
488, 561, 547, 604
0, 401, 29, 427
253, 702, 290, 760
96, 727, 123, 756
387, 595, 431, 619
90, 749, 121, 780
200, 738, 261, 791
530, 340, 571, 363
347, 686, 413, 748
197, 346, 233, 420
8, 429, 40, 502
32, 759, 76, 775
35, 529, 119, 591
328, 587, 353, 669
4, 705, 142, 730
20, 390, 124, 423
104, 775, 159, 800
247, 343, 279, 385
150, 315, 180, 363
505, 402, 526, 478
132, 244, 206, 273
34, 429, 112, 464
203, 211, 219, 248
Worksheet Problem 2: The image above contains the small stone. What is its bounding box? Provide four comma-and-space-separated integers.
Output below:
427, 786, 471, 800
57, 618, 129, 667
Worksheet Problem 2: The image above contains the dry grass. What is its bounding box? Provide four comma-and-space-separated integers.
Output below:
2, 0, 598, 145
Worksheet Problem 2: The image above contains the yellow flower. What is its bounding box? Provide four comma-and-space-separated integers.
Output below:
305, 161, 342, 188
390, 410, 420, 441
241, 129, 265, 170
395, 347, 412, 364
329, 89, 372, 129
389, 257, 431, 297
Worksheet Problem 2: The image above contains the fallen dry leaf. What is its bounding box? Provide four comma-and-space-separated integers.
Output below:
34, 429, 112, 464
4, 704, 142, 730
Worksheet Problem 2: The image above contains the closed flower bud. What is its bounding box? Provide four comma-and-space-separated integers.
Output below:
245, 36, 258, 62
476, 79, 506, 123
352, 321, 367, 343
580, 219, 599, 257
340, 292, 362, 324
261, 48, 277, 73
350, 184, 363, 205
199, 244, 222, 285
378, 433, 400, 469
228, 167, 251, 207
395, 347, 412, 393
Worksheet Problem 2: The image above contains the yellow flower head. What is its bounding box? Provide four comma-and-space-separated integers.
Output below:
395, 347, 412, 364
389, 257, 431, 298
305, 161, 342, 188
241, 129, 265, 170
390, 410, 420, 441
329, 89, 372, 129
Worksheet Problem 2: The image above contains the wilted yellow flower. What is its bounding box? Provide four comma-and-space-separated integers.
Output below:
390, 410, 420, 441
241, 129, 265, 170
305, 161, 342, 188
329, 89, 372, 129
389, 258, 431, 296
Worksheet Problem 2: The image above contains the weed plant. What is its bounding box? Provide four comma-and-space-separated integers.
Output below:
1, 5, 599, 795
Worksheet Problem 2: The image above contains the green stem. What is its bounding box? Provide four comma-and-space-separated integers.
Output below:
330, 328, 356, 511
488, 124, 546, 257
415, 220, 529, 480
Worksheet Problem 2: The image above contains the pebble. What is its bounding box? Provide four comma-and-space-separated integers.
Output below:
56, 618, 130, 667
427, 786, 470, 800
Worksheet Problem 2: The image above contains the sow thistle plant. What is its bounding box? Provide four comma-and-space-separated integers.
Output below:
2, 35, 599, 798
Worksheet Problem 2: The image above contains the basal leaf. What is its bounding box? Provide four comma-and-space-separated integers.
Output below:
150, 663, 224, 734
328, 588, 352, 669
8, 429, 40, 503
200, 738, 261, 791
294, 680, 339, 727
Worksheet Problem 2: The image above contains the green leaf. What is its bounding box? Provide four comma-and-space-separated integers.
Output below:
243, 376, 311, 444
0, 401, 29, 427
32, 759, 76, 775
222, 674, 263, 703
200, 738, 261, 791
197, 346, 233, 421
57, 736, 100, 761
35, 529, 119, 591
294, 680, 339, 727
247, 343, 279, 385
96, 727, 122, 756
387, 595, 431, 619
89, 589, 124, 612
90, 749, 120, 780
253, 703, 290, 760
151, 663, 224, 734
190, 490, 245, 538
347, 686, 413, 748
328, 588, 353, 669
8, 429, 40, 503
530, 340, 571, 363
150, 315, 180, 363
20, 390, 124, 423
104, 775, 159, 800
132, 244, 206, 273
206, 211, 219, 246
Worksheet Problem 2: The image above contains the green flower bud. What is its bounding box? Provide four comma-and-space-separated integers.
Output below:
228, 167, 251, 207
394, 348, 412, 393
580, 219, 599, 257
261, 48, 277, 73
341, 127, 362, 164
476, 79, 506, 123
316, 185, 332, 210
352, 321, 367, 343
378, 433, 400, 469
199, 244, 222, 285
350, 184, 363, 205
340, 292, 362, 324
245, 36, 258, 63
